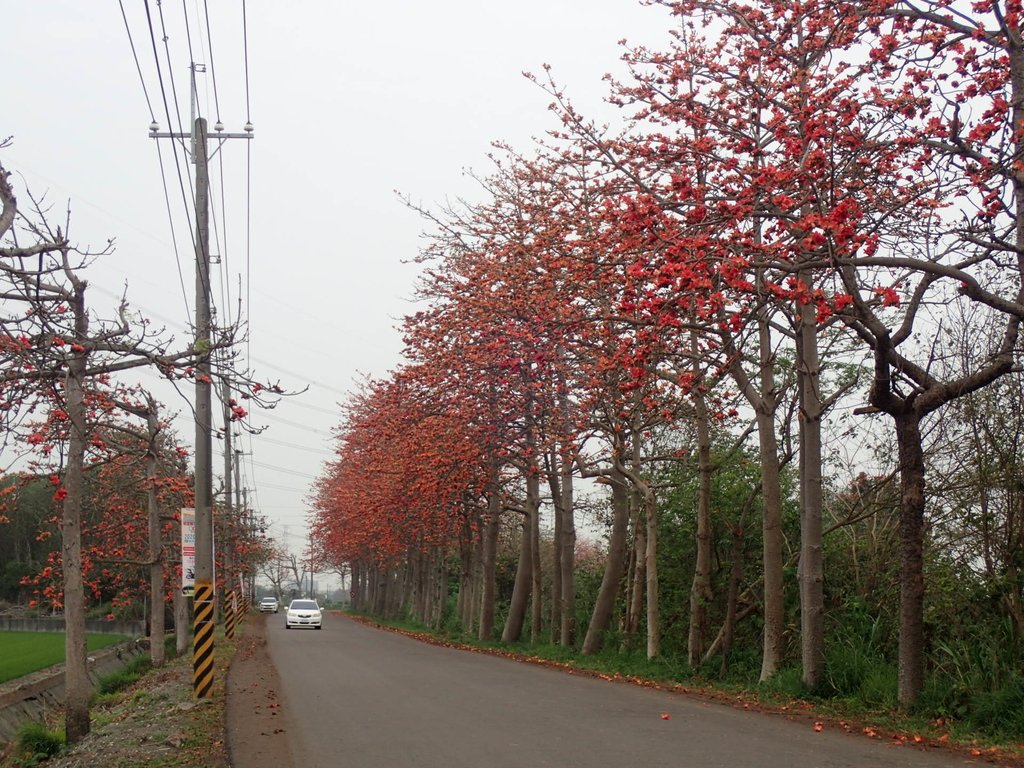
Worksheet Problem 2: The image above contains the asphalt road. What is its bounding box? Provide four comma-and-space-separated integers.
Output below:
265, 613, 982, 768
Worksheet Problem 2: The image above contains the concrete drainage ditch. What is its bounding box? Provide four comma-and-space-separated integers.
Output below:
0, 639, 148, 742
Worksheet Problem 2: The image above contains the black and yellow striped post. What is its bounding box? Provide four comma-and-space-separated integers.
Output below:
224, 589, 236, 639
192, 579, 215, 698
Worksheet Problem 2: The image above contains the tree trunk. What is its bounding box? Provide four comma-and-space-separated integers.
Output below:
559, 468, 577, 645
625, 501, 645, 646
530, 493, 542, 643
582, 470, 631, 655
146, 409, 165, 667
645, 487, 660, 659
174, 587, 189, 656
755, 312, 785, 681
503, 467, 539, 643
502, 509, 532, 643
688, 359, 714, 667
478, 488, 500, 641
718, 523, 746, 676
548, 454, 563, 643
457, 521, 475, 632
797, 289, 825, 689
895, 412, 927, 707
62, 285, 91, 744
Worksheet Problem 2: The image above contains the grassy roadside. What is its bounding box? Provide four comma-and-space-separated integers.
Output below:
0, 631, 236, 768
347, 612, 1024, 767
0, 633, 129, 684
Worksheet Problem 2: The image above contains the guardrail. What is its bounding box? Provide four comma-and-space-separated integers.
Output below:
0, 617, 145, 637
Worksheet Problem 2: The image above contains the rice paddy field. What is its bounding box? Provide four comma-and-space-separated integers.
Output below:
0, 631, 128, 683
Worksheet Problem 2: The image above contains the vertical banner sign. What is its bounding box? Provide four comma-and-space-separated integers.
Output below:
181, 507, 196, 597
239, 573, 246, 614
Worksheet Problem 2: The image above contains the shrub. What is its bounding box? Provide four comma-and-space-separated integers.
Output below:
967, 675, 1024, 740
96, 655, 153, 695
16, 721, 64, 762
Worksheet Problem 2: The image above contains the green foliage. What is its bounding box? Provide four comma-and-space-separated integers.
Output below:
15, 721, 64, 763
96, 655, 153, 695
967, 675, 1024, 739
0, 562, 33, 602
821, 598, 896, 704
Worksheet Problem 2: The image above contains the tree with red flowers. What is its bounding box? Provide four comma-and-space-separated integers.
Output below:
0, 159, 278, 742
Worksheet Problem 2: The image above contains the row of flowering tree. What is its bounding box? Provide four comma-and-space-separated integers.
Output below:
0, 151, 277, 741
311, 0, 1024, 710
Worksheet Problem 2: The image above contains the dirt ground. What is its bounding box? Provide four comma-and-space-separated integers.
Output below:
1, 615, 288, 768
225, 614, 295, 768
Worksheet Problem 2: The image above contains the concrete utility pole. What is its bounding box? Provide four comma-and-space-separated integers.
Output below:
149, 66, 253, 697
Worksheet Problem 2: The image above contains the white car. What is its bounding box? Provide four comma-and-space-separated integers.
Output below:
258, 596, 279, 613
285, 599, 322, 630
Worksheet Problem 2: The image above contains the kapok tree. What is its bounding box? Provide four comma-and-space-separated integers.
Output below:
18, 385, 193, 669
798, 0, 1024, 706
0, 159, 273, 741
311, 370, 487, 626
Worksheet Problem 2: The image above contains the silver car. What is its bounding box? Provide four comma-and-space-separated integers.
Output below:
258, 596, 279, 613
284, 599, 322, 630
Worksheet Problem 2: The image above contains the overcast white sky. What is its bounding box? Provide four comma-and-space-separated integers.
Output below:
5, 2, 675, 562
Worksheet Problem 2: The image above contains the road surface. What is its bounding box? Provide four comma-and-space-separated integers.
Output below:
263, 613, 983, 768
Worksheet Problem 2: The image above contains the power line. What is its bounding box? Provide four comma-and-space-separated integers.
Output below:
154, 140, 193, 318
249, 434, 334, 455
119, 0, 156, 122
248, 459, 320, 481
118, 2, 191, 315
180, 0, 197, 81
241, 0, 252, 123
201, 0, 222, 123
144, 0, 199, 276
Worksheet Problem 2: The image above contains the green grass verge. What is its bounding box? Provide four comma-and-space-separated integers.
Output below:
0, 632, 129, 683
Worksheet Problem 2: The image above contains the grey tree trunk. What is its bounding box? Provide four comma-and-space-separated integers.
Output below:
557, 449, 576, 646
175, 588, 189, 656
582, 470, 631, 655
688, 351, 714, 667
548, 455, 563, 643
146, 408, 166, 667
625, 501, 645, 645
503, 467, 539, 643
796, 287, 825, 689
478, 485, 501, 641
644, 487, 660, 659
895, 413, 926, 706
755, 309, 785, 681
62, 284, 91, 744
530, 497, 542, 643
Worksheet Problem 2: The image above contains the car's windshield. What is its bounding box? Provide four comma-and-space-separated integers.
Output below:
290, 600, 318, 610
261, 598, 275, 604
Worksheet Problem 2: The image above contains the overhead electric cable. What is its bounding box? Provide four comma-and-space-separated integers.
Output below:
144, 0, 201, 312
248, 460, 319, 481
154, 141, 194, 317
155, 0, 217, 312
241, 0, 252, 122
181, 0, 197, 72
119, 0, 157, 122
202, 0, 222, 122
117, 1, 190, 315
250, 435, 334, 455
